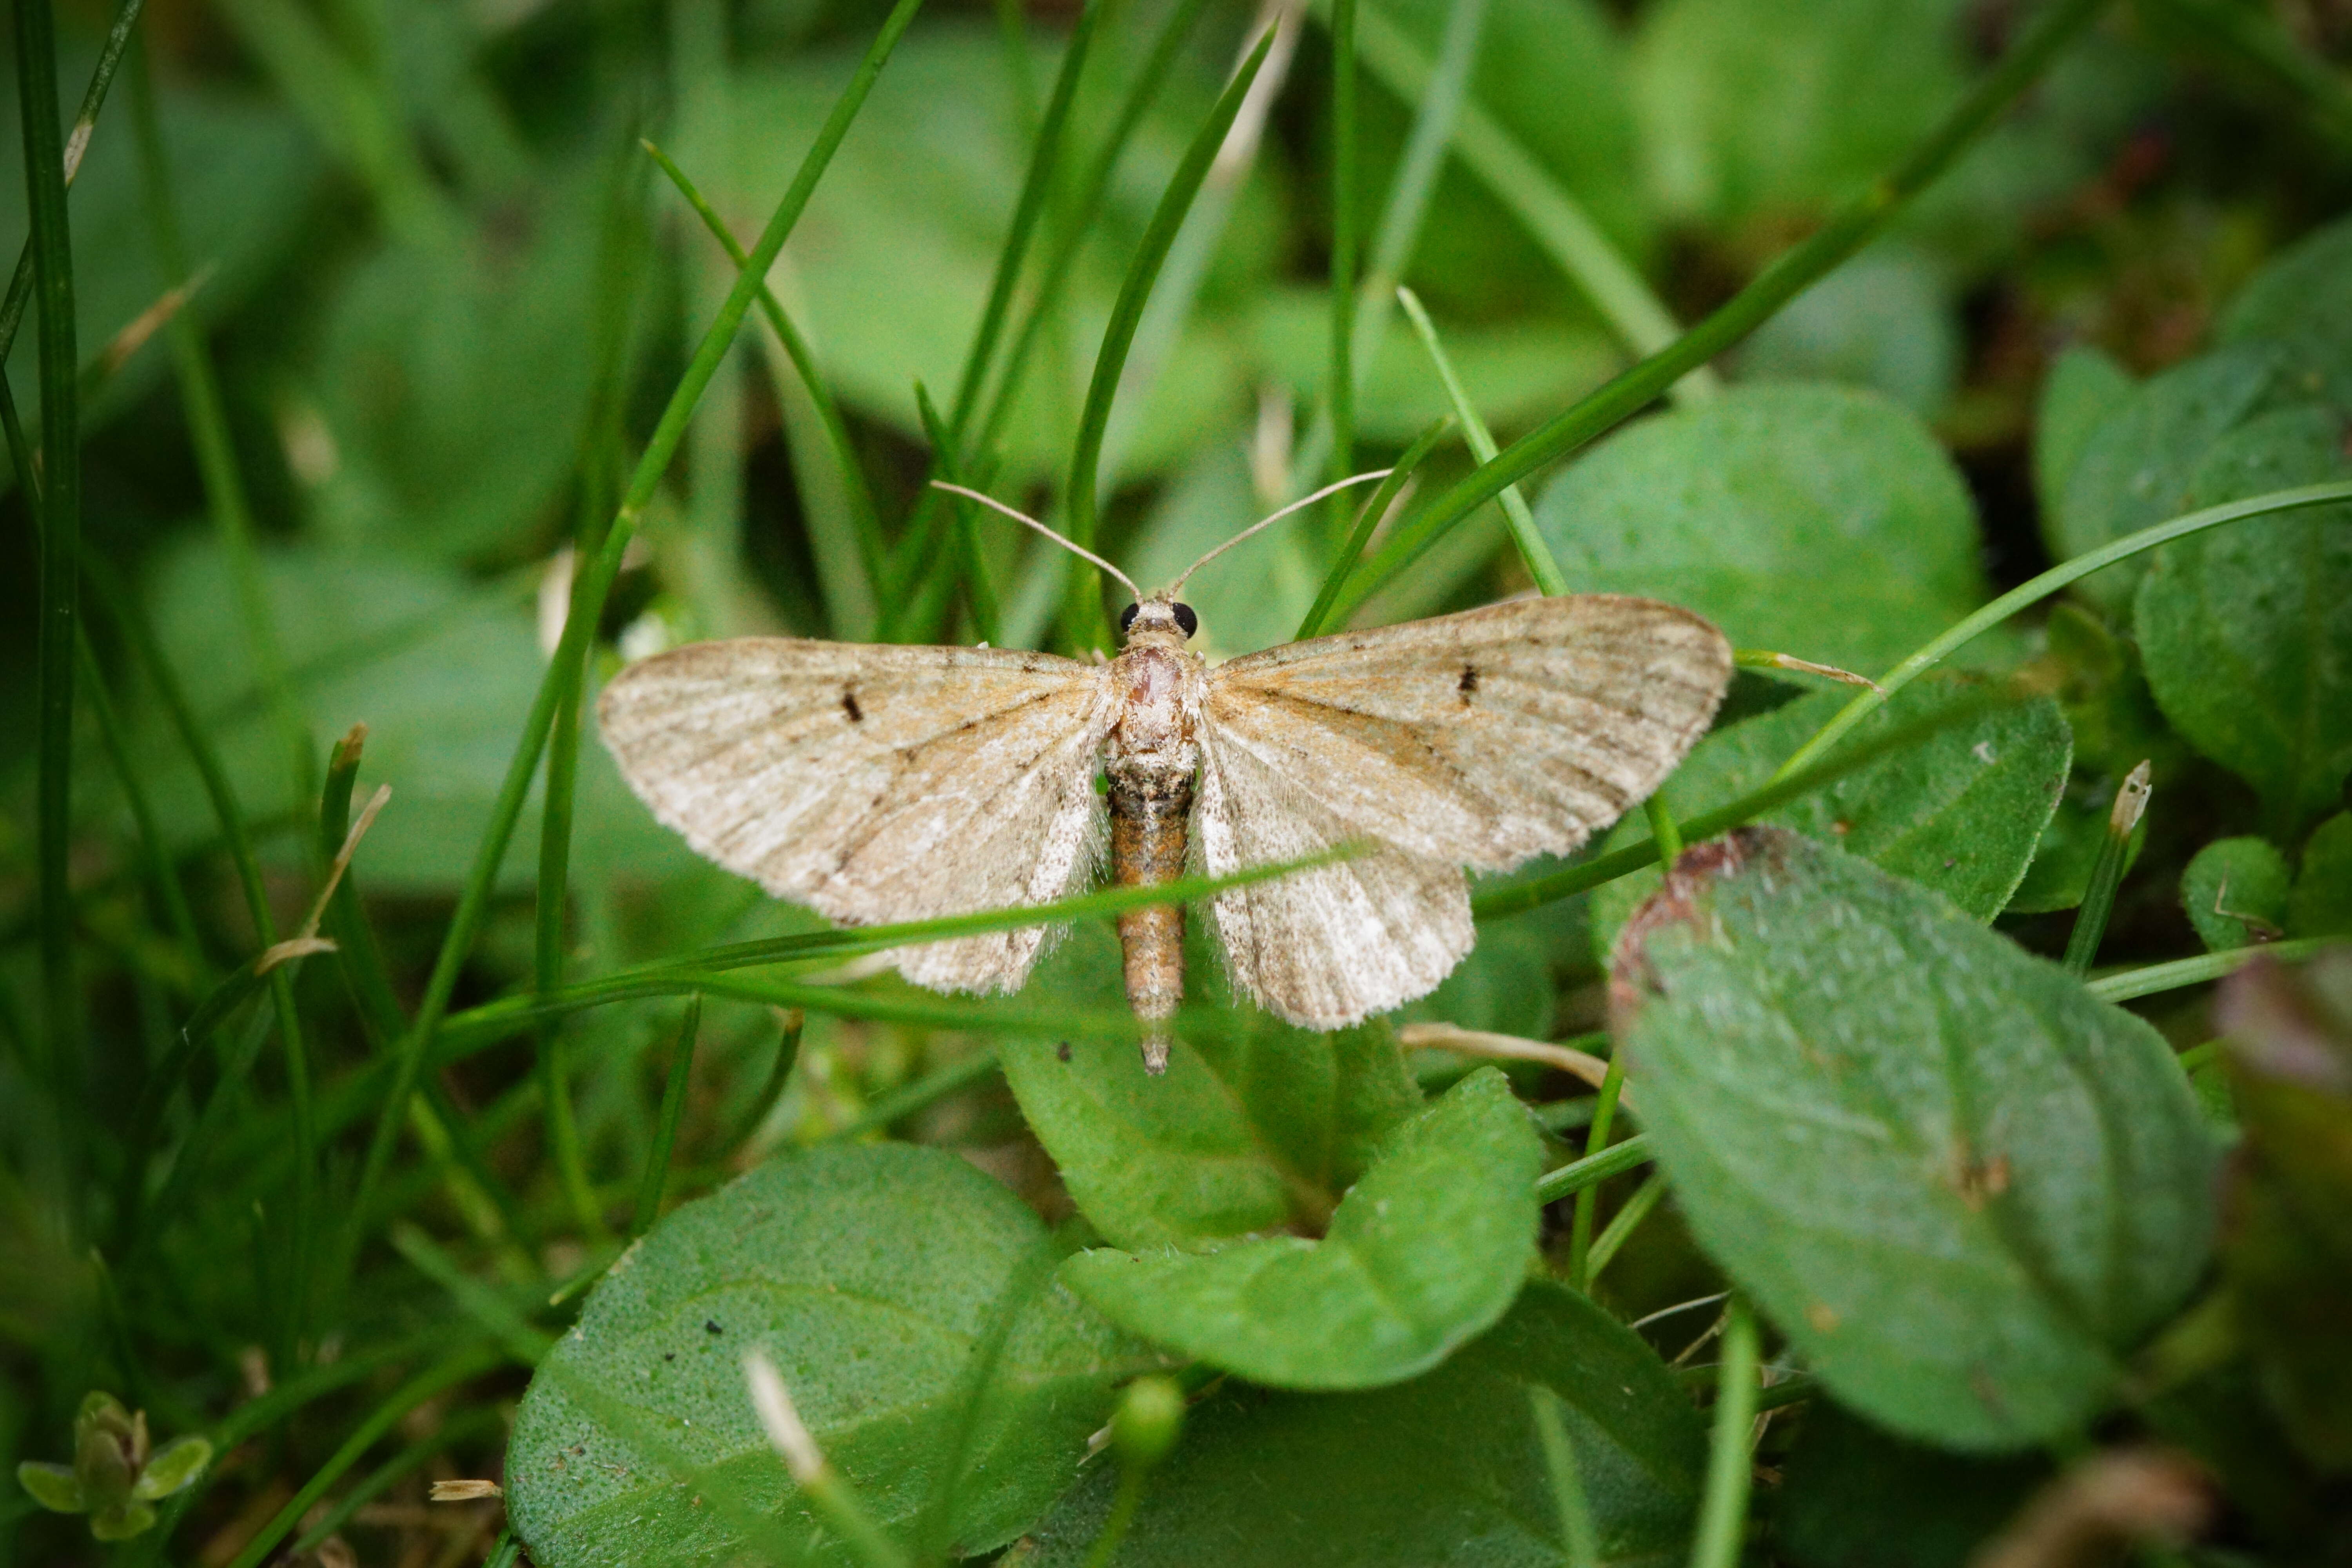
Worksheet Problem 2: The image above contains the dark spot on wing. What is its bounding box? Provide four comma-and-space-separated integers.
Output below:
1457, 664, 1479, 701
841, 691, 864, 723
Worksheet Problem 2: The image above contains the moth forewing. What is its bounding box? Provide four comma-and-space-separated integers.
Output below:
596, 637, 1118, 996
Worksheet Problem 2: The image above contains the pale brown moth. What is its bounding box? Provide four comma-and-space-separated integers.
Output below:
598, 476, 1733, 1073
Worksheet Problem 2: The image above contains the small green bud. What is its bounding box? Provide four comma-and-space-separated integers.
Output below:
1110, 1376, 1185, 1470
15, 1394, 209, 1541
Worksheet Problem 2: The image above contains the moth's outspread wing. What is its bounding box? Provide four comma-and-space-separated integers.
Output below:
1198, 596, 1731, 1029
598, 639, 1115, 994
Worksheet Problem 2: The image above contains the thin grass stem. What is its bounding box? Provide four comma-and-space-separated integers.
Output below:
2086, 936, 2334, 1004
1323, 0, 2112, 625
916, 383, 1003, 644
972, 0, 1214, 462
287, 1407, 504, 1555
132, 41, 315, 815
1327, 0, 1359, 504
1644, 797, 1684, 863
2064, 762, 2152, 976
646, 138, 887, 599
1395, 285, 1566, 593
1297, 414, 1450, 638
218, 1350, 509, 1568
1771, 481, 2352, 784
1534, 1132, 1651, 1206
1688, 1294, 1760, 1568
1565, 1054, 1625, 1290
631, 999, 702, 1239
19, 0, 83, 1103
1347, 0, 1715, 403
1584, 1171, 1665, 1284
343, 0, 929, 1279
724, 1011, 806, 1157
1061, 26, 1278, 651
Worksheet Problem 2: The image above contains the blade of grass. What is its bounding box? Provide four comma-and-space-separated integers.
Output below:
1296, 413, 1449, 638
19, 0, 82, 1102
971, 0, 1215, 464
1564, 1053, 1624, 1291
723, 1009, 804, 1157
2063, 761, 2152, 976
1688, 1294, 1760, 1568
1321, 0, 2112, 626
287, 1407, 505, 1556
218, 1348, 510, 1568
1327, 0, 1360, 503
532, 129, 657, 1243
345, 0, 929, 1281
1769, 481, 2352, 785
1534, 1132, 1651, 1206
630, 998, 702, 1239
1395, 285, 1566, 593
1060, 25, 1278, 651
2086, 937, 2334, 1004
916, 381, 1003, 645
818, 1044, 1000, 1143
1583, 1170, 1664, 1284
132, 40, 316, 818
78, 550, 319, 1344
0, 0, 143, 368
645, 137, 886, 600
950, 0, 1106, 446
1347, 0, 1715, 403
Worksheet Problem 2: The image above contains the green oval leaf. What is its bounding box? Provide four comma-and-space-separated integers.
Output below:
2136, 405, 2352, 839
1534, 383, 1987, 673
1058, 1069, 1541, 1391
1610, 827, 2216, 1450
1000, 926, 1425, 1250
2288, 815, 2352, 940
2182, 837, 2291, 953
505, 1144, 1150, 1568
2220, 210, 2352, 410
1018, 1280, 1705, 1566
1590, 677, 2071, 958
2050, 344, 2279, 615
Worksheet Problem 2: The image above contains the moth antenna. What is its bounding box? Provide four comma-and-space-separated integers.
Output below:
931, 481, 1143, 603
1165, 469, 1392, 595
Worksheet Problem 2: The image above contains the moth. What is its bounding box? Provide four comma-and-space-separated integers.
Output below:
599, 476, 1732, 1072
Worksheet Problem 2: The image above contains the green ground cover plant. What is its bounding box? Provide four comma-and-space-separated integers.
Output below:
5, 0, 2352, 1563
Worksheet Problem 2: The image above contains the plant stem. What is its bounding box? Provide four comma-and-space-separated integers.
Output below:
1297, 414, 1450, 639
19, 0, 82, 1097
1061, 26, 1278, 651
1565, 1054, 1625, 1290
1645, 797, 1684, 863
1688, 1294, 1760, 1568
1772, 481, 2352, 783
1584, 1172, 1665, 1283
645, 138, 887, 601
2064, 761, 2152, 976
1396, 285, 1567, 594
1327, 0, 1359, 506
2086, 936, 2333, 1004
632, 999, 702, 1239
342, 0, 929, 1272
1347, 0, 1715, 404
1534, 1132, 1651, 1206
131, 40, 315, 817
1323, 0, 2112, 626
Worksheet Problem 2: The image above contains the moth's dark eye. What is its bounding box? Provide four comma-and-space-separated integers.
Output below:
1118, 603, 1140, 634
1172, 603, 1199, 638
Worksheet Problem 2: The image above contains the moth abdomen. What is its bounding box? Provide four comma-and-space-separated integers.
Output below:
1108, 762, 1194, 1074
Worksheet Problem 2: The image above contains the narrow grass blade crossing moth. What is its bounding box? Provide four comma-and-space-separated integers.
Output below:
597, 476, 1733, 1072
